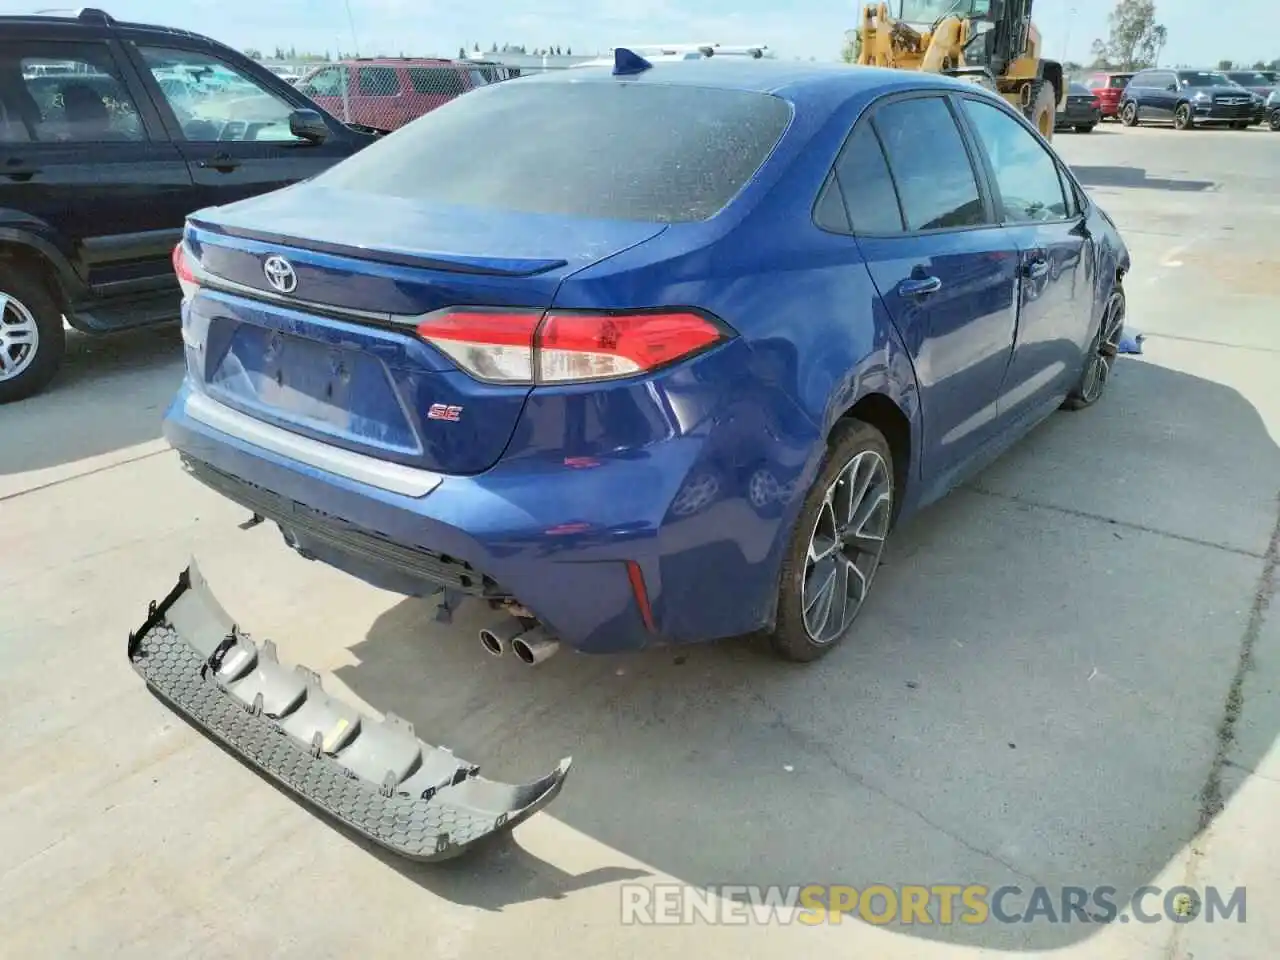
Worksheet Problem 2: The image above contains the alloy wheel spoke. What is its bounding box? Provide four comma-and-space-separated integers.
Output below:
803, 563, 838, 637
847, 557, 868, 606
808, 498, 838, 563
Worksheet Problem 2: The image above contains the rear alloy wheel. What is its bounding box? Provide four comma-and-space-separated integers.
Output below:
0, 264, 65, 404
1270, 110, 1280, 132
770, 420, 893, 662
1173, 103, 1194, 130
1064, 287, 1125, 411
1121, 102, 1139, 126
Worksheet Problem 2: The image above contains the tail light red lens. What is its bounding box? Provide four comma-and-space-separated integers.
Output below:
172, 242, 199, 301
415, 308, 730, 385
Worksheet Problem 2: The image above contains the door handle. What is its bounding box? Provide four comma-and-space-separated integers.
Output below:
898, 275, 942, 298
197, 154, 241, 172
1024, 258, 1050, 280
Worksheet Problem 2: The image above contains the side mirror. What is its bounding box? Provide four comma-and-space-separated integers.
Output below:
289, 108, 329, 143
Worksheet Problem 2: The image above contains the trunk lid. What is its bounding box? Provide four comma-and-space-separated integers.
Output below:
184, 186, 665, 476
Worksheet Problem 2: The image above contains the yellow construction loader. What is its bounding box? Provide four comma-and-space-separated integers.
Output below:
854, 0, 1065, 140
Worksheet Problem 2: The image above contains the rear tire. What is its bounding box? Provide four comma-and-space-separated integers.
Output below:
1076, 124, 1095, 133
1231, 120, 1249, 130
1120, 102, 1139, 126
1270, 109, 1280, 132
769, 420, 894, 663
1173, 103, 1194, 130
0, 261, 65, 404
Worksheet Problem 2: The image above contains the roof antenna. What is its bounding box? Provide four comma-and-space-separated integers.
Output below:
613, 47, 653, 76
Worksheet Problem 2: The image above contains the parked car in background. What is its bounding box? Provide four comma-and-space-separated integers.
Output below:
1119, 68, 1262, 130
163, 57, 1130, 669
1056, 82, 1101, 132
1223, 69, 1279, 99
0, 8, 377, 402
1083, 70, 1132, 119
1266, 89, 1280, 131
294, 57, 495, 131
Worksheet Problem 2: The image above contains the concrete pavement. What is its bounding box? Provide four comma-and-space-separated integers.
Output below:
1, 123, 1277, 958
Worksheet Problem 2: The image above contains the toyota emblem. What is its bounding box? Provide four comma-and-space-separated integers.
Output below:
263, 255, 298, 294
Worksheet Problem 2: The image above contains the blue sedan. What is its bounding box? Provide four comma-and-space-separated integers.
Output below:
162, 53, 1131, 664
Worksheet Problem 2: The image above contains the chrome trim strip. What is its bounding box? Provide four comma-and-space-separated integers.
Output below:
184, 391, 444, 498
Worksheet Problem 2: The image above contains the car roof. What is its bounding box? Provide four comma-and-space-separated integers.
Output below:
520, 58, 989, 105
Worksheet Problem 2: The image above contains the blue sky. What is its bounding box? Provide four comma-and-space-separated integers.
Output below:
5, 1, 1274, 67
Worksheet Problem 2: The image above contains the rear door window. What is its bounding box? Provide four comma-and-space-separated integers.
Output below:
870, 96, 987, 232
357, 67, 399, 96
407, 67, 467, 96
4, 40, 144, 142
313, 82, 793, 222
830, 122, 904, 234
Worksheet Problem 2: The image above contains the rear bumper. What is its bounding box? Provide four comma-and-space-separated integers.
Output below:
1056, 106, 1101, 127
164, 384, 808, 652
129, 562, 570, 860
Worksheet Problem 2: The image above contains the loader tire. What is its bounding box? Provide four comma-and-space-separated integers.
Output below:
1026, 80, 1057, 140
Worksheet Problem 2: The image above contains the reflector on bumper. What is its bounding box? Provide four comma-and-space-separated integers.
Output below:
127, 561, 571, 861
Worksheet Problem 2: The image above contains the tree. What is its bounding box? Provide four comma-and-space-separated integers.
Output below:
274, 46, 286, 60
459, 46, 467, 58
1089, 0, 1168, 70
490, 41, 498, 52
1217, 59, 1233, 70
243, 47, 263, 60
566, 46, 572, 55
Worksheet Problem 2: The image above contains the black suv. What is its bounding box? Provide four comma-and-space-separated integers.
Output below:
0, 9, 377, 402
1118, 68, 1264, 130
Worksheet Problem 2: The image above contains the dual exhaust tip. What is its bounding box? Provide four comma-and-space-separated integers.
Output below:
479, 616, 560, 666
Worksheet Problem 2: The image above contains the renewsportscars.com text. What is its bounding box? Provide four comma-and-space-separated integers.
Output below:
619, 883, 1247, 926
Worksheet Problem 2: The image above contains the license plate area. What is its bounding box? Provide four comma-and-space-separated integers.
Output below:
207, 324, 421, 454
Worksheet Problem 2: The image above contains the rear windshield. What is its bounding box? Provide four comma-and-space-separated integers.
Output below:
1108, 75, 1132, 88
312, 81, 793, 222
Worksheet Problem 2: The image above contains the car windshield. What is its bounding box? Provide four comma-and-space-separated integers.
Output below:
896, 0, 989, 23
1108, 75, 1133, 87
311, 80, 794, 223
1229, 72, 1272, 85
1179, 72, 1230, 87
1069, 83, 1091, 96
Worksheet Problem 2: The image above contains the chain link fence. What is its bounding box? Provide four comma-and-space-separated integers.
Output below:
260, 58, 520, 131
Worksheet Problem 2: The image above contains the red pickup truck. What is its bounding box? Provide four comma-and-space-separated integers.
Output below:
296, 57, 512, 131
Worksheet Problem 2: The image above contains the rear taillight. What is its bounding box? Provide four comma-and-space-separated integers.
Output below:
172, 242, 199, 301
415, 308, 730, 385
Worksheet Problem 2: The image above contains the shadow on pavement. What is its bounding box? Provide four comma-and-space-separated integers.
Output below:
0, 325, 183, 477
334, 359, 1278, 951
1070, 165, 1217, 192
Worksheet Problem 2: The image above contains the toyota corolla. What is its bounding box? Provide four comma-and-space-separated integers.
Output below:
161, 54, 1131, 665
